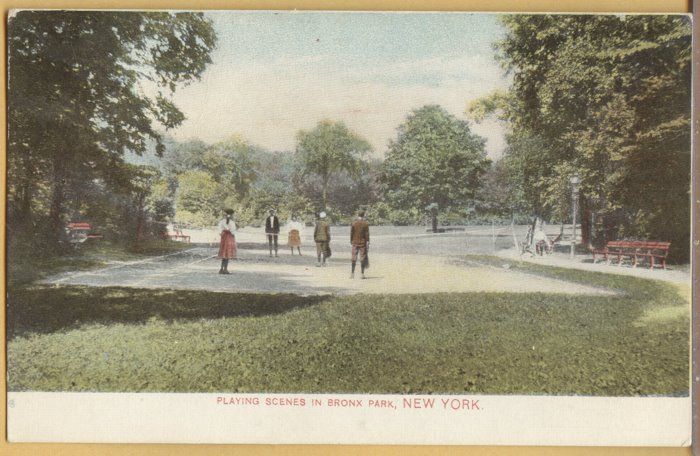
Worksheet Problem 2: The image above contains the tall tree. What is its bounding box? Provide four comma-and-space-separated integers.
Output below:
204, 135, 259, 197
7, 11, 216, 244
381, 105, 489, 231
295, 120, 372, 210
471, 15, 691, 259
174, 170, 224, 227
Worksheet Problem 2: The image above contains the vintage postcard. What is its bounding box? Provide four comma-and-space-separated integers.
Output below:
5, 10, 693, 445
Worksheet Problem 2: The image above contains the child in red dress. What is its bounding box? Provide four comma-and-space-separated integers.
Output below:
218, 209, 237, 274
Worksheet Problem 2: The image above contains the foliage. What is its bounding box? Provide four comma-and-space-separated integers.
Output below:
196, 135, 258, 197
7, 11, 216, 245
381, 105, 490, 220
472, 15, 691, 259
295, 120, 373, 209
146, 177, 175, 226
7, 260, 688, 394
159, 138, 210, 179
159, 139, 318, 227
174, 170, 225, 226
248, 151, 315, 222
366, 201, 422, 226
473, 160, 521, 217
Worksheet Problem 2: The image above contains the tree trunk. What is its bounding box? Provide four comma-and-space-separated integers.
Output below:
134, 194, 146, 250
322, 174, 329, 210
19, 179, 33, 224
7, 149, 32, 228
13, 176, 34, 232
603, 213, 617, 243
431, 208, 438, 233
48, 162, 67, 247
529, 214, 539, 247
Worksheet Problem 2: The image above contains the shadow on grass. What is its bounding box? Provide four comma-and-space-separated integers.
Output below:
7, 239, 194, 288
7, 285, 330, 339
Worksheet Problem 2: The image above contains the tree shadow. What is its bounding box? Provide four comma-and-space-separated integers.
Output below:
7, 285, 333, 339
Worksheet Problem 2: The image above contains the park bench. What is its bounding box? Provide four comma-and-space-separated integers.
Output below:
164, 228, 191, 243
589, 240, 670, 269
67, 222, 103, 243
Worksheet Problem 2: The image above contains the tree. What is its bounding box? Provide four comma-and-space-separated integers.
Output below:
7, 11, 216, 245
146, 177, 175, 231
295, 120, 372, 210
174, 171, 224, 227
473, 159, 521, 220
471, 15, 691, 259
160, 138, 210, 178
204, 135, 259, 197
126, 166, 168, 248
248, 151, 312, 221
381, 105, 489, 231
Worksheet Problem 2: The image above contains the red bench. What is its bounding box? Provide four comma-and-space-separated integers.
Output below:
589, 240, 671, 269
165, 234, 191, 242
164, 227, 191, 243
67, 222, 103, 242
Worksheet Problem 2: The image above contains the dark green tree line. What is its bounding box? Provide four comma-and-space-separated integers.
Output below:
7, 11, 216, 246
470, 14, 691, 259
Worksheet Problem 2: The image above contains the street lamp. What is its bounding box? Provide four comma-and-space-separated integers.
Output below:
569, 174, 581, 259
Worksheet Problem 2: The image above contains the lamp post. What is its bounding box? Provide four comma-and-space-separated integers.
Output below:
569, 174, 581, 259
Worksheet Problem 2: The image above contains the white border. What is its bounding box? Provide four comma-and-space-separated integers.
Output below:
6, 392, 691, 445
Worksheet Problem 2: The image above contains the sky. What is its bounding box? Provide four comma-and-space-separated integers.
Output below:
166, 11, 511, 159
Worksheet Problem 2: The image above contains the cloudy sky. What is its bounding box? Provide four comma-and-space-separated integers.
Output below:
167, 12, 511, 159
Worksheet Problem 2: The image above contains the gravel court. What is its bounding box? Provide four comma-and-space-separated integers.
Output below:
41, 237, 617, 296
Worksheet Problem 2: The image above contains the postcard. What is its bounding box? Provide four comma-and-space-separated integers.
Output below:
5, 10, 693, 446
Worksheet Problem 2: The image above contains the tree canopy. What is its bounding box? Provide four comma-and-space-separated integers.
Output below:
470, 14, 691, 258
7, 11, 217, 244
295, 120, 373, 210
381, 105, 490, 223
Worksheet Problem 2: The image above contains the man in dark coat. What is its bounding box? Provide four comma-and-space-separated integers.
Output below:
265, 209, 280, 257
313, 211, 331, 267
350, 210, 370, 279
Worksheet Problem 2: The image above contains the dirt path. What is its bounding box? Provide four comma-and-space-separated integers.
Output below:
42, 246, 614, 296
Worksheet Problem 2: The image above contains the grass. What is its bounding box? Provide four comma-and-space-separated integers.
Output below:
6, 257, 689, 396
7, 238, 192, 286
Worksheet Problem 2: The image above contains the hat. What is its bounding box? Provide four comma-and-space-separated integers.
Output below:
224, 208, 234, 215
319, 211, 327, 218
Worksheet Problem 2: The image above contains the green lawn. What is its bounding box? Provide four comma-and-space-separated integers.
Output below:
6, 258, 689, 395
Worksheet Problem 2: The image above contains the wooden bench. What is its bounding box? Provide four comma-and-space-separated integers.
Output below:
67, 222, 103, 242
166, 234, 191, 242
164, 228, 191, 243
589, 240, 671, 269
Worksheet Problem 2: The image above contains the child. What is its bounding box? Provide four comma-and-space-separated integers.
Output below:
217, 208, 237, 274
286, 215, 304, 255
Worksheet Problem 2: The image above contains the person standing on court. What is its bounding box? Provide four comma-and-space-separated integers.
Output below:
217, 208, 237, 274
265, 209, 280, 257
350, 210, 370, 279
286, 214, 304, 256
314, 211, 331, 267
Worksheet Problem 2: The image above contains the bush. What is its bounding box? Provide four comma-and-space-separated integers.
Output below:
364, 202, 422, 226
